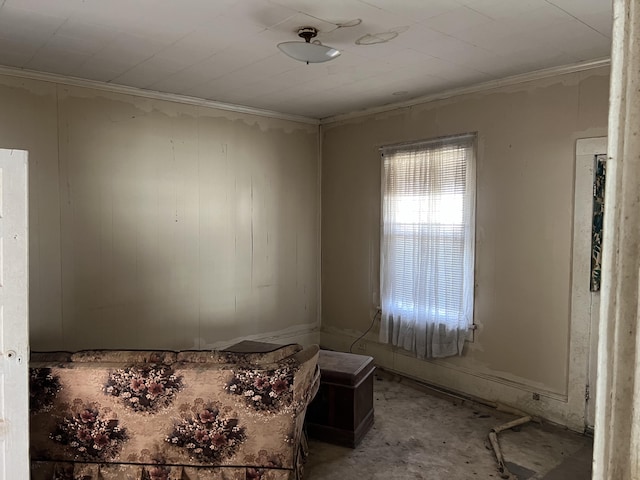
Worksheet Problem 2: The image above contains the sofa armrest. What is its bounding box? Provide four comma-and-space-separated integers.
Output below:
292, 345, 320, 410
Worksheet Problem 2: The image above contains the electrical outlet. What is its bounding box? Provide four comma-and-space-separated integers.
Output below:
356, 341, 367, 352
372, 291, 380, 307
532, 392, 540, 401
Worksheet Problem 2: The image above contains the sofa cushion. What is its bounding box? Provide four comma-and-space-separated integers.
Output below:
70, 350, 177, 365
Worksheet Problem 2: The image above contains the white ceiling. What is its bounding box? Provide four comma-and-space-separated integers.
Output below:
0, 0, 612, 119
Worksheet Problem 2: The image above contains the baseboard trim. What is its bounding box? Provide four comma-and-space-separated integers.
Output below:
322, 328, 566, 400
320, 329, 586, 431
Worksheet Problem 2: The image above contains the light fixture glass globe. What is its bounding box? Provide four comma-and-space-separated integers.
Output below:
277, 41, 341, 63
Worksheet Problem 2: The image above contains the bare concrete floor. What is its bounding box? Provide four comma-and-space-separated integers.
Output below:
304, 373, 592, 480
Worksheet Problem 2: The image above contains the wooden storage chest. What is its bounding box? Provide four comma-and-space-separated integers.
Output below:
306, 350, 375, 448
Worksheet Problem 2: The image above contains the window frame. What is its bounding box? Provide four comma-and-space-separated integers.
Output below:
379, 132, 478, 343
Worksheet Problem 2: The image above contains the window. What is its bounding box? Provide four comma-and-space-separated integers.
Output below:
379, 134, 476, 359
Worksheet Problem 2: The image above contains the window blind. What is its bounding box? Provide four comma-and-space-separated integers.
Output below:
379, 134, 476, 359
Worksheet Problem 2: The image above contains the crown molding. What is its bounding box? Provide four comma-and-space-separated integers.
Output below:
0, 65, 320, 126
0, 57, 611, 127
321, 57, 611, 125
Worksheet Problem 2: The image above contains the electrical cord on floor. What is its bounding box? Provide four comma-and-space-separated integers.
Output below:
349, 308, 382, 354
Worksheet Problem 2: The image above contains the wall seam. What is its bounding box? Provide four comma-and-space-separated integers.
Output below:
317, 123, 323, 337
54, 84, 65, 349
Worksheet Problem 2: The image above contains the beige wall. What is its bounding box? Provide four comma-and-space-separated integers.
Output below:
321, 68, 610, 428
0, 65, 609, 426
0, 75, 319, 351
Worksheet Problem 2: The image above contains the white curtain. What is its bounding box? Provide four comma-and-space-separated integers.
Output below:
379, 135, 476, 359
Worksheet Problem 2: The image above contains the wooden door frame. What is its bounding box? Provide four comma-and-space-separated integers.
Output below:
572, 137, 607, 431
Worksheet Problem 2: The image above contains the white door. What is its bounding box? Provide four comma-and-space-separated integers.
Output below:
0, 149, 29, 479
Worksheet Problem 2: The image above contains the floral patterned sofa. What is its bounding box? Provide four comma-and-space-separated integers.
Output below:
29, 343, 320, 480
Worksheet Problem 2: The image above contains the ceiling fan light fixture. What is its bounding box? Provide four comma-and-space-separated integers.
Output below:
277, 27, 341, 64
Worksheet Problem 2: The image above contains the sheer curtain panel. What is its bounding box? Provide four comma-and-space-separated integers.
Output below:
379, 134, 476, 359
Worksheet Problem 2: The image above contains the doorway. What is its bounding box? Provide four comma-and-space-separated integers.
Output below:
573, 137, 607, 430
